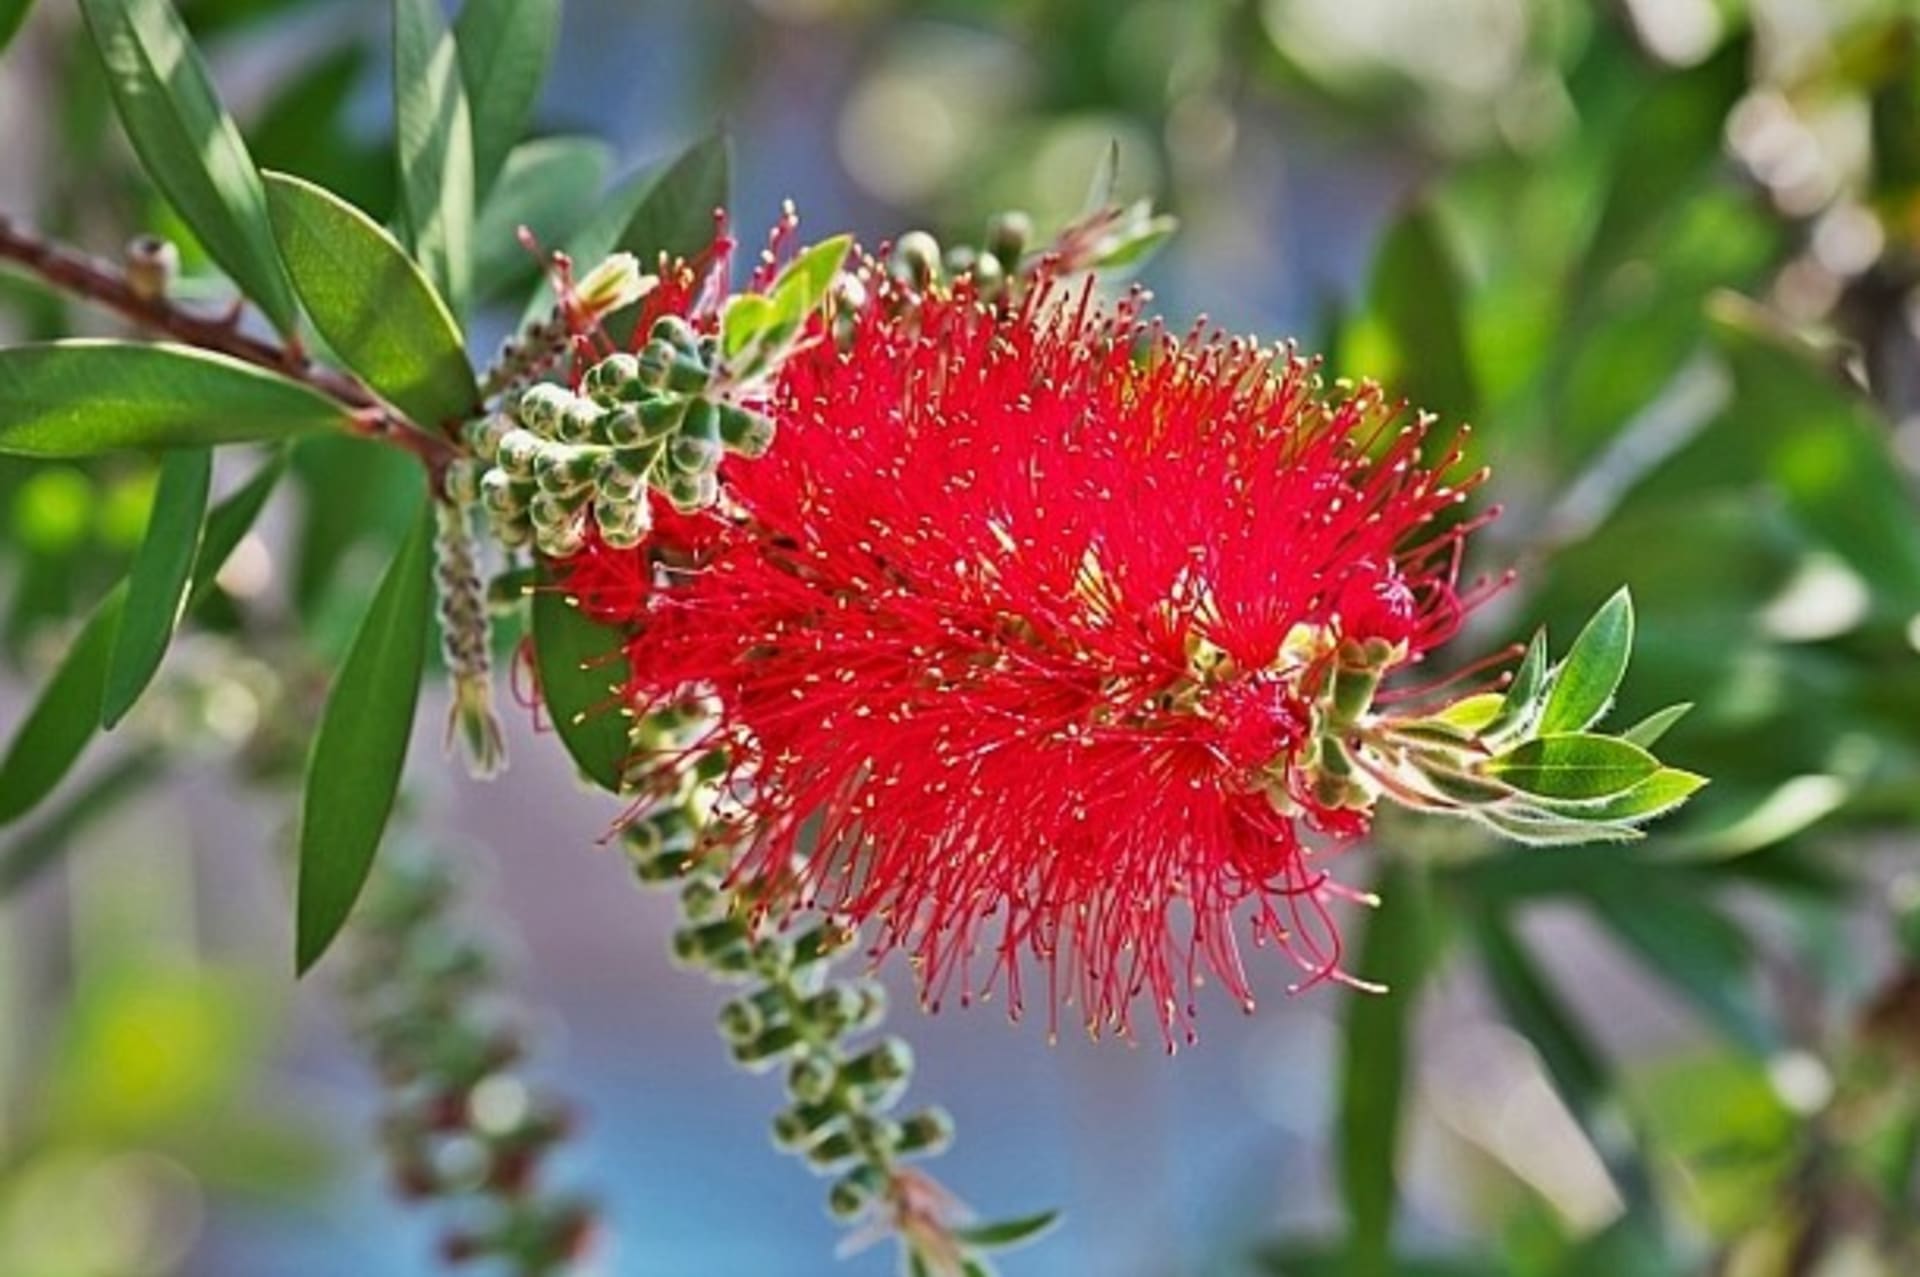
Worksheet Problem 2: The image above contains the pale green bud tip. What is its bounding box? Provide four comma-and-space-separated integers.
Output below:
575, 253, 655, 316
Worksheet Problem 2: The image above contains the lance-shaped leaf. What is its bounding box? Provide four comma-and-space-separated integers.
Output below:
1481, 628, 1547, 742
1338, 862, 1430, 1271
522, 132, 730, 330
78, 0, 299, 333
264, 171, 476, 428
1484, 734, 1658, 802
1, 0, 32, 53
1366, 206, 1478, 424
0, 341, 350, 456
296, 497, 434, 973
0, 456, 283, 829
393, 0, 473, 313
951, 1210, 1060, 1251
1622, 702, 1692, 749
530, 566, 632, 793
1538, 588, 1634, 735
0, 584, 125, 828
472, 137, 610, 300
453, 0, 559, 199
101, 446, 210, 727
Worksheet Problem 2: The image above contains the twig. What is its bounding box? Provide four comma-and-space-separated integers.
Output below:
0, 212, 458, 473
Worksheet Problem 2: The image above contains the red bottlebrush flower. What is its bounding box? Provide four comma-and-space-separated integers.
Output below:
563, 264, 1496, 1044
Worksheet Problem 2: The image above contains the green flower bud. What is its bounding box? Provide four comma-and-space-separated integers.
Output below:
670, 400, 723, 474
636, 340, 676, 388
895, 1107, 955, 1156
496, 429, 544, 477
718, 404, 776, 458
651, 314, 702, 355
839, 1038, 912, 1087
826, 1165, 886, 1220
772, 1100, 842, 1151
515, 383, 571, 436
986, 209, 1033, 266
666, 353, 713, 395
639, 395, 687, 442
601, 404, 646, 448
480, 467, 521, 515
557, 398, 603, 444
732, 1023, 802, 1067
892, 230, 941, 288
787, 1055, 836, 1104
663, 469, 717, 513
464, 414, 512, 459
534, 520, 585, 558
583, 353, 641, 405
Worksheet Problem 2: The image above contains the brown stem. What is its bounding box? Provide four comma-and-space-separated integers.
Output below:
0, 212, 458, 475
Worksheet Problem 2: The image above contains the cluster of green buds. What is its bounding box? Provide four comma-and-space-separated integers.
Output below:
888, 211, 1033, 301
618, 704, 1053, 1275
460, 316, 774, 558
341, 850, 594, 1276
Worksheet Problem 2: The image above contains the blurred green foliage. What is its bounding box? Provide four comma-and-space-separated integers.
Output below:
5, 0, 1920, 1273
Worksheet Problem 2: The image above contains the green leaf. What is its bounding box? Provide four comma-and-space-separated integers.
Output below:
530, 565, 632, 793
1337, 862, 1429, 1273
1587, 884, 1774, 1053
1583, 768, 1705, 823
0, 456, 279, 830
263, 171, 477, 427
1482, 629, 1547, 741
1710, 303, 1920, 607
78, 0, 299, 334
393, 0, 474, 313
1427, 692, 1504, 734
0, 584, 125, 828
453, 0, 559, 199
190, 454, 287, 605
102, 447, 210, 727
1483, 734, 1659, 802
952, 1210, 1060, 1250
0, 0, 32, 54
0, 751, 161, 898
1366, 206, 1477, 422
1537, 588, 1633, 735
295, 497, 433, 973
771, 234, 852, 315
472, 137, 610, 300
0, 341, 350, 456
525, 133, 730, 332
1472, 909, 1609, 1120
1622, 702, 1692, 749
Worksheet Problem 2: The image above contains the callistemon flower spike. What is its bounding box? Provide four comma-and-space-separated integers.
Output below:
553, 230, 1698, 1047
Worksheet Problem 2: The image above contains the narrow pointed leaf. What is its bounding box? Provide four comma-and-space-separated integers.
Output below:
952, 1211, 1060, 1250
1622, 702, 1692, 749
1538, 588, 1633, 735
393, 0, 474, 312
1367, 206, 1477, 422
1587, 884, 1774, 1053
522, 132, 730, 329
453, 0, 559, 198
0, 584, 125, 828
296, 498, 434, 973
78, 0, 299, 333
1483, 629, 1547, 741
1486, 734, 1658, 802
1527, 768, 1706, 825
472, 137, 610, 300
530, 566, 631, 793
0, 341, 350, 456
1338, 862, 1429, 1271
0, 456, 282, 829
1471, 910, 1608, 1123
102, 446, 211, 727
264, 171, 476, 427
1, 0, 32, 53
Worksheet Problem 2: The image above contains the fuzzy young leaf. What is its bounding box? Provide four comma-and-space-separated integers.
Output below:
264, 172, 476, 427
1622, 702, 1693, 749
453, 0, 559, 199
0, 584, 124, 828
78, 0, 300, 334
102, 446, 210, 727
296, 498, 434, 973
0, 341, 350, 456
1474, 807, 1646, 847
1427, 692, 1504, 734
1483, 734, 1659, 802
1538, 588, 1634, 735
530, 567, 632, 793
393, 0, 474, 313
952, 1210, 1061, 1251
1482, 629, 1547, 741
772, 235, 852, 315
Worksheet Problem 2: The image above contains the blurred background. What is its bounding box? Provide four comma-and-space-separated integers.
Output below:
5, 0, 1920, 1273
